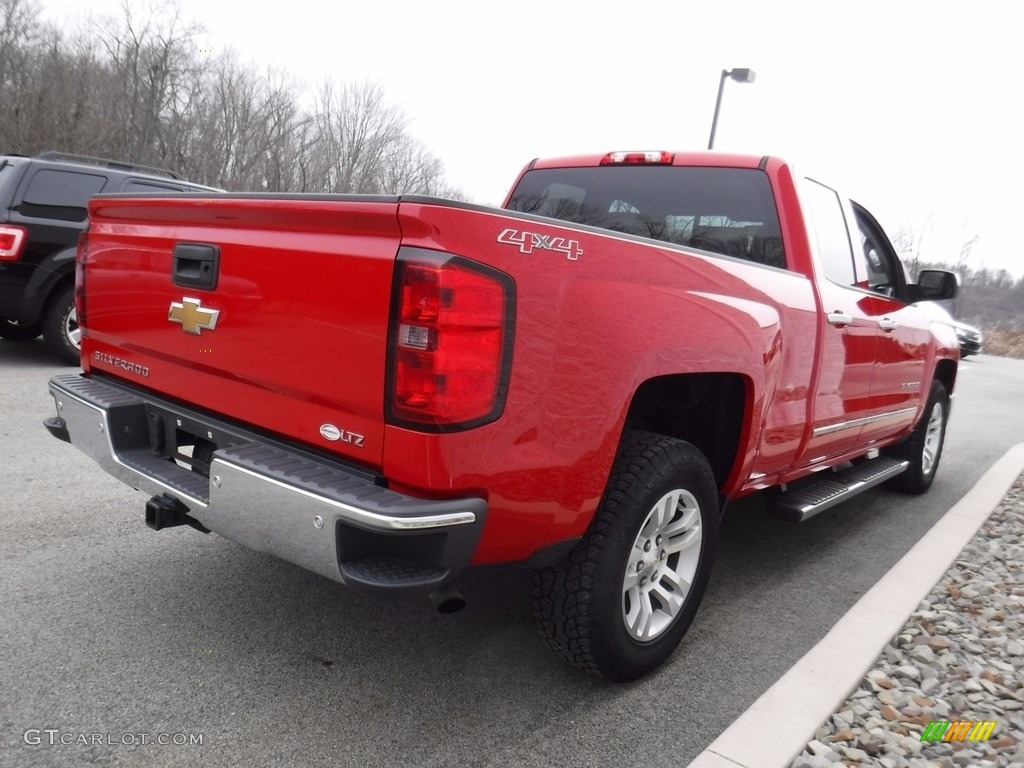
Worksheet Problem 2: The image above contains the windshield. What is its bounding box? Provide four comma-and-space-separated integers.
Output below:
507, 165, 786, 269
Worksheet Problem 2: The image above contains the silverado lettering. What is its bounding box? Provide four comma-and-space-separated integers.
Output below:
46, 151, 961, 681
93, 351, 149, 377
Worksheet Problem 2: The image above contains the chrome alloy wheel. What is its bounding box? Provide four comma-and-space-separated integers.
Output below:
921, 400, 944, 476
622, 488, 703, 642
65, 307, 81, 349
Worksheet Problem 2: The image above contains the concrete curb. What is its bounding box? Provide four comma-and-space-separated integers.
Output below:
686, 442, 1024, 768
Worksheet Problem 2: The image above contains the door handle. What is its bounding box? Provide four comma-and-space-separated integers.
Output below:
878, 317, 898, 331
827, 311, 853, 328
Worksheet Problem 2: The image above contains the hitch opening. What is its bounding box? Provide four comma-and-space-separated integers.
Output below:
145, 493, 209, 533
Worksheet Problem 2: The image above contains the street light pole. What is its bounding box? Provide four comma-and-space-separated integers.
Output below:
707, 68, 756, 150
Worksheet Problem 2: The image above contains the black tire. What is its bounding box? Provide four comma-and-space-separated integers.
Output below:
531, 431, 719, 682
0, 319, 42, 342
885, 380, 948, 494
42, 285, 81, 366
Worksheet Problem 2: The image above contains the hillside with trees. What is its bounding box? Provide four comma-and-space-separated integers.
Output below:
921, 263, 1024, 358
1, 0, 462, 197
894, 224, 1024, 358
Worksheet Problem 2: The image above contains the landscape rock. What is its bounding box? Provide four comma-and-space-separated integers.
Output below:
788, 477, 1024, 768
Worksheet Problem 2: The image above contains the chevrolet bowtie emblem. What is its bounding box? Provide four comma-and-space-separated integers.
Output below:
168, 297, 220, 335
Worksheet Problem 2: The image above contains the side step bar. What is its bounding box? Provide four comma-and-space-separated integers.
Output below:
767, 457, 909, 523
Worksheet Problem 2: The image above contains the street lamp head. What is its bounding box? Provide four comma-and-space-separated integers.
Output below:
708, 68, 757, 150
728, 68, 756, 83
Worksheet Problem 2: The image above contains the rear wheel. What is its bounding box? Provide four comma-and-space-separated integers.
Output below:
0, 319, 42, 342
885, 380, 948, 494
42, 285, 81, 365
531, 431, 719, 682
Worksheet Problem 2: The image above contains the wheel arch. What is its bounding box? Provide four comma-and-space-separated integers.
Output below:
621, 372, 751, 500
934, 357, 957, 398
24, 245, 77, 319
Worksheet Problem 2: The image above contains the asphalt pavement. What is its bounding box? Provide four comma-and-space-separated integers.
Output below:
2, 340, 1023, 768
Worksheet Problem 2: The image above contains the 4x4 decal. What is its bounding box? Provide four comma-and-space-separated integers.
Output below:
497, 228, 582, 261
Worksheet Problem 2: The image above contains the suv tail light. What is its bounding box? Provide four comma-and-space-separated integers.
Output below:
387, 249, 514, 431
75, 230, 88, 332
0, 225, 27, 261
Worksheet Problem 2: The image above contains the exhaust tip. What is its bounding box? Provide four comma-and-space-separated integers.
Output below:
429, 584, 466, 614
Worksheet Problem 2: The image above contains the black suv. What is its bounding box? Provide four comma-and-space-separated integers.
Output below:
0, 152, 218, 364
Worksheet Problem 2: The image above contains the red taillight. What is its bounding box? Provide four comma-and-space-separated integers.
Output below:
75, 230, 88, 332
387, 252, 514, 430
600, 151, 675, 165
0, 225, 27, 260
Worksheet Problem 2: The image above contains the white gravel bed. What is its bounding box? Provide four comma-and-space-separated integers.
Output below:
790, 475, 1024, 768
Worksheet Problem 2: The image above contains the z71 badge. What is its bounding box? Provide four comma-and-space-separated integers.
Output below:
497, 228, 582, 261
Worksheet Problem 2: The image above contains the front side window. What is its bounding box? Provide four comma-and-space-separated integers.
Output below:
507, 166, 787, 269
853, 205, 901, 298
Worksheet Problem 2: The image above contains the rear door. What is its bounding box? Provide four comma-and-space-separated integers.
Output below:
4, 165, 103, 261
1, 165, 102, 319
797, 179, 880, 463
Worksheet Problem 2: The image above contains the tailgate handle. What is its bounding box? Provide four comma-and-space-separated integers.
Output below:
172, 243, 220, 290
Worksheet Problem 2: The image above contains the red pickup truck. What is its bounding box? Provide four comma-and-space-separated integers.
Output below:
45, 151, 960, 681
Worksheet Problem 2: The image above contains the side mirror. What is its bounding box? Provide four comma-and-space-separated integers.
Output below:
916, 269, 959, 301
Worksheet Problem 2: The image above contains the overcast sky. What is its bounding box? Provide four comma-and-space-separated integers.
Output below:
42, 0, 1021, 277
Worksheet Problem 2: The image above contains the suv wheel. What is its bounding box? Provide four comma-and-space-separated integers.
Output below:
42, 285, 81, 365
0, 319, 42, 342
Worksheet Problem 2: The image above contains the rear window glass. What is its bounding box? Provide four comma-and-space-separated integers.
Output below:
507, 166, 786, 269
20, 169, 108, 222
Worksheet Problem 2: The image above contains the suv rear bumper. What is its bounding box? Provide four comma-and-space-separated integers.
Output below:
46, 373, 486, 596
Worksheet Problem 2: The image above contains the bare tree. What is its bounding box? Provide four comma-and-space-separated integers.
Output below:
310, 80, 408, 193
0, 0, 40, 92
952, 228, 981, 317
377, 133, 463, 197
0, 0, 58, 152
888, 213, 934, 279
953, 227, 980, 278
93, 0, 202, 164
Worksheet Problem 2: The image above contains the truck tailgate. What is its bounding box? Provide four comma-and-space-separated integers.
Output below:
82, 195, 402, 469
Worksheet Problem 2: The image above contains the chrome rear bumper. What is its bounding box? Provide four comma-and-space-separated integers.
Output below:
46, 374, 486, 595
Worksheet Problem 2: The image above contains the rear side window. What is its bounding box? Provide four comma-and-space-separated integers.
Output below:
799, 179, 855, 285
122, 181, 185, 193
20, 169, 108, 221
507, 166, 786, 269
